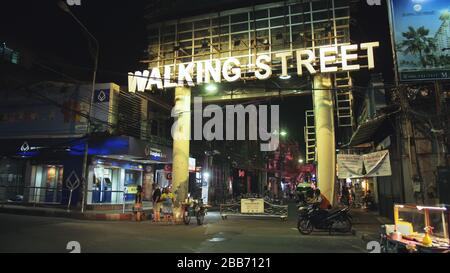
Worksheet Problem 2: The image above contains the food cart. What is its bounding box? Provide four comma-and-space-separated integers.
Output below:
381, 204, 449, 253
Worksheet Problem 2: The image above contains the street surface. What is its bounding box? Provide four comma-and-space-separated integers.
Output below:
0, 212, 367, 253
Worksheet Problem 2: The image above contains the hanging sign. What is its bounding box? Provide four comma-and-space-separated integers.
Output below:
337, 150, 392, 179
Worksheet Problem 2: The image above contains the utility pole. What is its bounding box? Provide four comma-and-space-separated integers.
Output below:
58, 1, 99, 212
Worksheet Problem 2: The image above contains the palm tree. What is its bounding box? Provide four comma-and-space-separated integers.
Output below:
399, 26, 437, 68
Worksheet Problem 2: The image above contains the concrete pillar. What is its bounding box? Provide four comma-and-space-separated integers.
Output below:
171, 86, 191, 218
313, 75, 336, 206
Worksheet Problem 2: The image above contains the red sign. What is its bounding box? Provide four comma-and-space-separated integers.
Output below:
166, 173, 172, 180
164, 165, 172, 172
300, 164, 315, 173
238, 170, 246, 178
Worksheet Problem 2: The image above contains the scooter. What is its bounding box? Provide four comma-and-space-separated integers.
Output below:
297, 203, 352, 235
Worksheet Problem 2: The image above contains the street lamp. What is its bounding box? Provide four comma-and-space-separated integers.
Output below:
280, 130, 287, 137
298, 159, 304, 164
58, 1, 99, 213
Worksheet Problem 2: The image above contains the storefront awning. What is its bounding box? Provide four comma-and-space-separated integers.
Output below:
345, 106, 402, 148
344, 114, 388, 148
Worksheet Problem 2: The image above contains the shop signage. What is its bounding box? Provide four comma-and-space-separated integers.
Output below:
128, 42, 379, 92
241, 198, 264, 214
126, 185, 138, 194
94, 89, 110, 103
145, 146, 162, 158
337, 150, 392, 179
164, 164, 172, 172
166, 173, 172, 181
20, 141, 30, 152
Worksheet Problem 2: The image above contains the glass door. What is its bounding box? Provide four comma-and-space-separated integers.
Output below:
32, 165, 63, 203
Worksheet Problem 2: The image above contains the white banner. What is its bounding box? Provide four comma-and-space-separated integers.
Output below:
362, 150, 392, 177
337, 150, 392, 179
337, 154, 364, 179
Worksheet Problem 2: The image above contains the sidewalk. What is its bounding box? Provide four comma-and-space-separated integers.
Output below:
0, 203, 152, 221
350, 208, 393, 243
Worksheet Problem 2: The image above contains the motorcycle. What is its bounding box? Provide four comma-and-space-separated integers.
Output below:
297, 203, 352, 235
182, 199, 209, 225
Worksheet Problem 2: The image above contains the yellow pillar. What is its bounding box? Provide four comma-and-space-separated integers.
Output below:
171, 86, 191, 220
313, 75, 336, 206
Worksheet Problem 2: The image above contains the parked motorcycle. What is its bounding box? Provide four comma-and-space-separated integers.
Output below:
182, 199, 209, 225
297, 203, 352, 235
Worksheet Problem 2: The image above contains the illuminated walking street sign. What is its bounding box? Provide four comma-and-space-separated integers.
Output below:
128, 42, 379, 92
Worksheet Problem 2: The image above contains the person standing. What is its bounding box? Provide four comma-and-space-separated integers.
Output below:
152, 184, 162, 222
161, 187, 175, 223
134, 185, 144, 221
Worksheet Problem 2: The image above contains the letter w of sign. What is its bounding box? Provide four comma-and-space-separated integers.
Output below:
67, 0, 81, 6
367, 0, 381, 6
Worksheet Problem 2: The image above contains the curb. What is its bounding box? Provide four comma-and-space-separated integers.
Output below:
0, 206, 135, 221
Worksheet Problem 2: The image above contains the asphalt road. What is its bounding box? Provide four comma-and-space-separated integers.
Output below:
0, 212, 368, 253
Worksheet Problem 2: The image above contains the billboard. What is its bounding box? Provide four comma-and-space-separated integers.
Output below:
389, 0, 450, 81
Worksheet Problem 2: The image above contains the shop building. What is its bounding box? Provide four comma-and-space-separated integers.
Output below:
0, 80, 175, 209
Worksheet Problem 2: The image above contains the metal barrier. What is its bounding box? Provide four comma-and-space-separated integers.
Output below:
220, 197, 288, 221
0, 185, 141, 214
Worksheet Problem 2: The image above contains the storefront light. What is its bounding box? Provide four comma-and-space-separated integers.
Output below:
279, 74, 291, 80
203, 172, 210, 181
417, 206, 447, 211
361, 180, 367, 191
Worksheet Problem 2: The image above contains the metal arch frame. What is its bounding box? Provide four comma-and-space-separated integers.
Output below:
144, 0, 352, 77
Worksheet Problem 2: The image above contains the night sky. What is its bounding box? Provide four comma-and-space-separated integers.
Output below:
1, 0, 393, 155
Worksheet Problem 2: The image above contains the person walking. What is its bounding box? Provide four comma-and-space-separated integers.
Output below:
152, 184, 162, 222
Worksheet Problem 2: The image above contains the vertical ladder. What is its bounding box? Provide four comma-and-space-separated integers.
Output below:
304, 110, 316, 163
334, 71, 354, 128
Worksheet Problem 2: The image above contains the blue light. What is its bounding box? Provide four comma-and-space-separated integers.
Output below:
69, 137, 129, 156
17, 151, 39, 157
